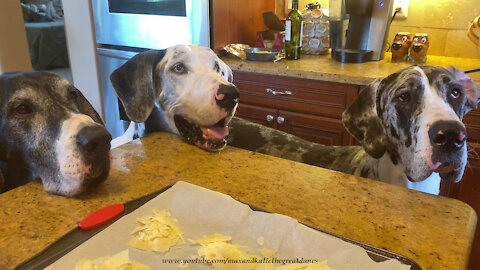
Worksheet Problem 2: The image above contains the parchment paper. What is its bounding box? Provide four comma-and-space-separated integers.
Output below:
47, 181, 411, 270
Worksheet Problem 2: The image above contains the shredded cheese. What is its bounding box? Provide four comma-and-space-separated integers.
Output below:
126, 209, 185, 252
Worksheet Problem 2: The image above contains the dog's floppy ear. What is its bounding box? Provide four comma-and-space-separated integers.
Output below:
70, 86, 104, 125
110, 50, 166, 122
342, 79, 387, 158
448, 66, 480, 115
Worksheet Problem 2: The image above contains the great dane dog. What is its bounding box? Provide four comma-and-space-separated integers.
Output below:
111, 45, 480, 195
228, 66, 480, 194
110, 45, 238, 152
0, 72, 112, 196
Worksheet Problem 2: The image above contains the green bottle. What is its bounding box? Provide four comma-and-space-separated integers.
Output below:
285, 0, 303, 60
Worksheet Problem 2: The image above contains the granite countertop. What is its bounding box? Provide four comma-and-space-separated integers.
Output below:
222, 53, 480, 85
0, 132, 476, 270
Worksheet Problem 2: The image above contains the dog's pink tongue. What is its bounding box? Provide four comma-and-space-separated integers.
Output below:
201, 126, 229, 140
434, 163, 455, 174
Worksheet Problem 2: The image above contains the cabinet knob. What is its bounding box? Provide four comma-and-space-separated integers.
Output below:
266, 115, 274, 122
277, 116, 285, 124
266, 88, 292, 96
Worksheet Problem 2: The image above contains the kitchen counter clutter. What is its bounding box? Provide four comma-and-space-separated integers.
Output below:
221, 53, 480, 85
0, 132, 476, 270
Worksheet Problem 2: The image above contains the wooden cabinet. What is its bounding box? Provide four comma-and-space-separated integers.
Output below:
440, 107, 480, 269
234, 103, 277, 129
211, 0, 276, 52
232, 71, 359, 146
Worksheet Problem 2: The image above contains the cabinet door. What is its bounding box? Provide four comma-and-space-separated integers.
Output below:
440, 142, 480, 269
276, 110, 354, 145
235, 103, 277, 129
211, 0, 275, 52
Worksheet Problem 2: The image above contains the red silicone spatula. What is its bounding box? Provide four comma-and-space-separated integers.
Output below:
78, 204, 125, 230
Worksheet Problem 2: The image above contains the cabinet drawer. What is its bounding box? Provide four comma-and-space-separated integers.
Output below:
233, 71, 359, 118
277, 110, 354, 146
235, 103, 277, 129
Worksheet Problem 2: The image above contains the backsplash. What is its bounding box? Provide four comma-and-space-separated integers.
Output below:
276, 0, 480, 59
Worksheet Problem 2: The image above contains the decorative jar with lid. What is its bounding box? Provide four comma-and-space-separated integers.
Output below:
302, 2, 330, 55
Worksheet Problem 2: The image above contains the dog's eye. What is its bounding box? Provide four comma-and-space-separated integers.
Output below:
398, 92, 411, 102
413, 37, 419, 43
450, 88, 461, 99
172, 63, 186, 74
13, 104, 32, 115
421, 37, 427, 43
402, 36, 408, 42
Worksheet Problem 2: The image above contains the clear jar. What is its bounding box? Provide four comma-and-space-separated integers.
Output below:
302, 2, 330, 55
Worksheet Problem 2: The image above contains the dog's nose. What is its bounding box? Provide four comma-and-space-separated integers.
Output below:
412, 44, 423, 52
392, 43, 402, 50
215, 84, 240, 110
428, 120, 467, 152
76, 126, 112, 154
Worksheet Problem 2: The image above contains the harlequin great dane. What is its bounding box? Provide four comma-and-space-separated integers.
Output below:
111, 45, 479, 195
228, 66, 480, 194
0, 72, 112, 196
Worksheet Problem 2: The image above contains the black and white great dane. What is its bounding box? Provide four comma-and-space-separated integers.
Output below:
0, 72, 112, 196
111, 45, 480, 195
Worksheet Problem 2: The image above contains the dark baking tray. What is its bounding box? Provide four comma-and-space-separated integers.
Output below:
16, 185, 422, 270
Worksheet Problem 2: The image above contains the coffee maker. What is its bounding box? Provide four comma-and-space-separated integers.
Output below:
329, 0, 393, 63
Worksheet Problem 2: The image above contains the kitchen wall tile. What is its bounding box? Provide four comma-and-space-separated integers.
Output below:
421, 0, 479, 30
390, 0, 425, 28
444, 30, 480, 58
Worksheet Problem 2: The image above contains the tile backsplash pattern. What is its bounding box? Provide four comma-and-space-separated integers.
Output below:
277, 0, 480, 59
389, 0, 479, 59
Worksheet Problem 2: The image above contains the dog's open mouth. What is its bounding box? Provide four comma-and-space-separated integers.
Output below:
431, 161, 463, 182
174, 114, 231, 151
200, 117, 229, 141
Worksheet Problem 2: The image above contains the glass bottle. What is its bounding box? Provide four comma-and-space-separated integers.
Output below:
285, 0, 303, 60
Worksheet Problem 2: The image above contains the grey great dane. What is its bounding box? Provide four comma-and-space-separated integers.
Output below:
111, 45, 480, 195
0, 72, 112, 196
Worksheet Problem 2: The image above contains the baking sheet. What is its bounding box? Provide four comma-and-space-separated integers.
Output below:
46, 181, 411, 269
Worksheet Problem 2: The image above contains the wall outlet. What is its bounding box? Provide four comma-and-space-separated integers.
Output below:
393, 0, 409, 20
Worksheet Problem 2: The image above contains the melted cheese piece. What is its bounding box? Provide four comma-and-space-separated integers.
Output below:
259, 247, 276, 258
195, 233, 232, 245
195, 234, 275, 270
257, 237, 265, 246
73, 250, 151, 270
126, 209, 185, 252
197, 241, 260, 270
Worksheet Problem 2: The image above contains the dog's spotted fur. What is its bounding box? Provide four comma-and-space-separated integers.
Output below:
228, 66, 480, 194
